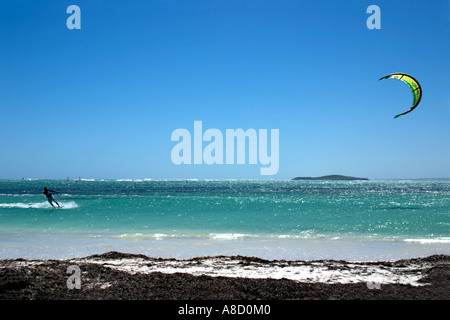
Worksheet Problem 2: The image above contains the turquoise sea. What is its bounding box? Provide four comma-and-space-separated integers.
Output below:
0, 179, 449, 261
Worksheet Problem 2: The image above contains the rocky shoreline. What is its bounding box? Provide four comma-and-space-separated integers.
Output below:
1, 252, 449, 300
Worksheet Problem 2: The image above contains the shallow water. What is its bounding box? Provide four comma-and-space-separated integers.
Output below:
0, 179, 449, 260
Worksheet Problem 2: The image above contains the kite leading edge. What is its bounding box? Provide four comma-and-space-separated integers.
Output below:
379, 73, 422, 118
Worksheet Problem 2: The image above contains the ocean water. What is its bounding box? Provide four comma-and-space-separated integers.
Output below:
0, 179, 449, 261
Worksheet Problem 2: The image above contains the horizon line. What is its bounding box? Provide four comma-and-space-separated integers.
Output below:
1, 177, 450, 181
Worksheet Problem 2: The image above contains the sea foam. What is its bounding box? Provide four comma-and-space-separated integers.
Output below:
0, 201, 79, 209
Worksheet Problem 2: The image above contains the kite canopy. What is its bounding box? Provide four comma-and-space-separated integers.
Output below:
379, 73, 422, 118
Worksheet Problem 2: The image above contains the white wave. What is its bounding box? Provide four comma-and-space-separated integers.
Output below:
277, 234, 315, 239
117, 233, 144, 239
277, 234, 303, 239
104, 232, 254, 240
0, 201, 78, 209
404, 237, 450, 244
209, 233, 250, 240
97, 232, 340, 241
112, 233, 170, 240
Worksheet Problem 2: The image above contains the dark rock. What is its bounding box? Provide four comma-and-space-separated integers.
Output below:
0, 253, 448, 300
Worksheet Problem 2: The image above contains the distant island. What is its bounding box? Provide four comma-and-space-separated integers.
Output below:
292, 175, 369, 181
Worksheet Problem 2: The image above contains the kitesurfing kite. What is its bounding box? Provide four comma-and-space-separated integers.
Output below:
379, 73, 422, 118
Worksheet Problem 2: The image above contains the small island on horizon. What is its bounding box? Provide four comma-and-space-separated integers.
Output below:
292, 175, 369, 181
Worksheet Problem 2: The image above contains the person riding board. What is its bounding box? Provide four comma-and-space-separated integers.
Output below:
43, 187, 61, 208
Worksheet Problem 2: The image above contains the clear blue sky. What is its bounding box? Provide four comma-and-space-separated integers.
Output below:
1, 0, 449, 180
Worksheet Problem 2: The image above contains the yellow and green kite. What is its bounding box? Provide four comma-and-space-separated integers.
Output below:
379, 73, 422, 118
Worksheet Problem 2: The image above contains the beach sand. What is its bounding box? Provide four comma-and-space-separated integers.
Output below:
0, 252, 449, 300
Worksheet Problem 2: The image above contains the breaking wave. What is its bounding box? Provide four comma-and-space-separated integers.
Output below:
0, 201, 79, 209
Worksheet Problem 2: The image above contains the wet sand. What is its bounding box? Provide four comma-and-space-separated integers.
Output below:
1, 252, 449, 300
